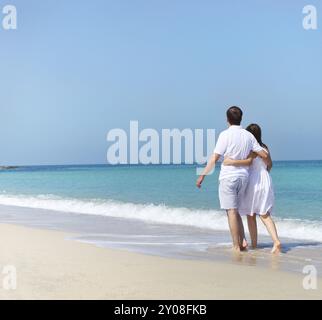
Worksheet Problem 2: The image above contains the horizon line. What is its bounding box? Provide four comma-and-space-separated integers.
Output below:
2, 159, 322, 168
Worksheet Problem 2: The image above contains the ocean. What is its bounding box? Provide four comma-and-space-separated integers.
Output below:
0, 161, 321, 273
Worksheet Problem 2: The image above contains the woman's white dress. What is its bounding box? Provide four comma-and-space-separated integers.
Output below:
239, 152, 275, 216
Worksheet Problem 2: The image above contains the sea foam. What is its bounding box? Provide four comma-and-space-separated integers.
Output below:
0, 194, 321, 242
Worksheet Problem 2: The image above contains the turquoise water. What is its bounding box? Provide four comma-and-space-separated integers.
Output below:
0, 161, 321, 241
0, 161, 321, 219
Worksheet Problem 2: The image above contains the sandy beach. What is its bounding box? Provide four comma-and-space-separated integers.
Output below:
0, 223, 320, 300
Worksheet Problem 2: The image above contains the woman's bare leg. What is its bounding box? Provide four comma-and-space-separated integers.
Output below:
260, 213, 281, 254
247, 214, 258, 249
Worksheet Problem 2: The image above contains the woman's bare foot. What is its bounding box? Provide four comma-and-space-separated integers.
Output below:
240, 238, 248, 251
271, 242, 281, 254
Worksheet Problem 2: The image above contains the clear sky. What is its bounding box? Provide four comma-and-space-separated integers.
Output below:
0, 0, 321, 165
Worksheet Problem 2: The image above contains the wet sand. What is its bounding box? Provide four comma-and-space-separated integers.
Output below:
0, 223, 321, 299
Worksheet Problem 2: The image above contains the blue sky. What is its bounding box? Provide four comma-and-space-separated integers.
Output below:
0, 0, 321, 165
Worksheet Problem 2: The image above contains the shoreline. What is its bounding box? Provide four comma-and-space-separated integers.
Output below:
0, 203, 322, 279
0, 222, 321, 299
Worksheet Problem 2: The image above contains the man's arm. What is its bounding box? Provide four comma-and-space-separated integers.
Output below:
266, 152, 273, 171
263, 148, 273, 171
196, 153, 221, 188
256, 149, 268, 160
250, 134, 269, 164
255, 149, 273, 170
196, 131, 226, 188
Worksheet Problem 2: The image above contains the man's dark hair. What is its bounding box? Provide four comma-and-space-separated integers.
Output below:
226, 106, 243, 125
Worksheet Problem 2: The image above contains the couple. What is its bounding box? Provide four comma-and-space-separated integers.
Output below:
196, 106, 281, 254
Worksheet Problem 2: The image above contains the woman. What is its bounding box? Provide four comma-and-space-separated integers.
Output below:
224, 124, 282, 254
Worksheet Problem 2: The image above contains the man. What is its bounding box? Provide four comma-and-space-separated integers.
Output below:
196, 106, 268, 252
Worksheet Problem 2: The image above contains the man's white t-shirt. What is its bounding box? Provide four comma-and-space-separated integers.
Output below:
214, 125, 263, 180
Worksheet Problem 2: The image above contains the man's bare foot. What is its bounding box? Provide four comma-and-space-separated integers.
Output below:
232, 245, 241, 253
271, 242, 281, 254
240, 238, 248, 251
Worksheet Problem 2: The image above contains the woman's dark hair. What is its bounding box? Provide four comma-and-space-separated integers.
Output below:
246, 124, 268, 149
226, 106, 243, 125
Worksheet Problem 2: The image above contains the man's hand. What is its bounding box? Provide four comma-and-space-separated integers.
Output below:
256, 149, 272, 170
196, 153, 220, 189
196, 175, 205, 188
